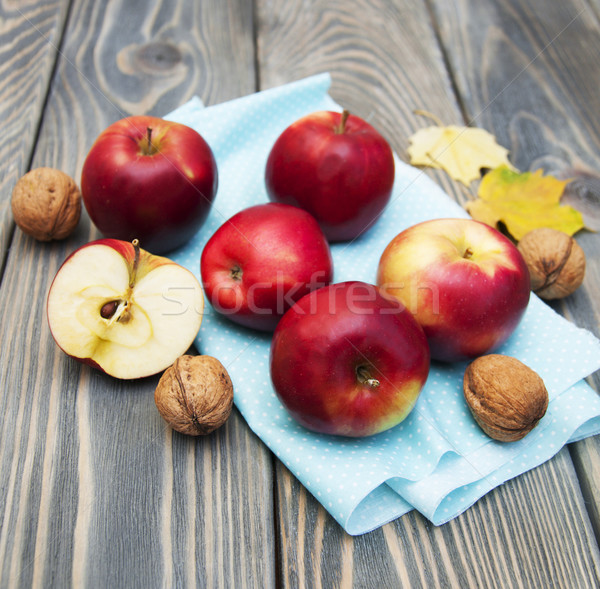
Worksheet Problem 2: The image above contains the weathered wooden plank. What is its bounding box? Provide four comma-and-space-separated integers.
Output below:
256, 0, 600, 585
570, 434, 600, 544
0, 0, 277, 587
429, 0, 600, 551
276, 448, 600, 588
0, 0, 71, 273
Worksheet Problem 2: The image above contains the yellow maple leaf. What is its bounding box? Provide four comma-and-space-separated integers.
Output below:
466, 165, 585, 240
407, 115, 513, 186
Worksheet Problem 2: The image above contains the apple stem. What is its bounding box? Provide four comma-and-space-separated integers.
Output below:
356, 365, 380, 388
463, 247, 474, 259
130, 239, 140, 288
336, 110, 350, 134
141, 126, 158, 156
146, 127, 154, 155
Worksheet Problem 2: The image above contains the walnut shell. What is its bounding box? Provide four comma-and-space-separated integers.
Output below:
517, 228, 585, 300
154, 355, 233, 436
463, 354, 548, 442
11, 167, 81, 241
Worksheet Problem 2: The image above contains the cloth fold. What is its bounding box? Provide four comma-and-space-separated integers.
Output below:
166, 74, 600, 535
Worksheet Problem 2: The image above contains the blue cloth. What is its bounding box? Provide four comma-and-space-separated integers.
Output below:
166, 74, 600, 535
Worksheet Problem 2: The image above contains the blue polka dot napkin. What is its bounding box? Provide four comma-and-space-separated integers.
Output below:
166, 74, 600, 535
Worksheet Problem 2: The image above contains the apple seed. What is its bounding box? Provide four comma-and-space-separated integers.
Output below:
100, 300, 121, 319
100, 299, 131, 324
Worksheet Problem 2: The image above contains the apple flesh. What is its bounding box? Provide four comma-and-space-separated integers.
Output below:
377, 218, 530, 362
47, 239, 204, 379
81, 115, 218, 254
201, 203, 334, 331
265, 110, 395, 242
270, 281, 430, 437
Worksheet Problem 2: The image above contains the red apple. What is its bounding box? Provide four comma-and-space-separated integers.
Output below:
270, 281, 430, 437
47, 238, 204, 379
200, 202, 333, 331
81, 115, 218, 254
265, 110, 395, 242
377, 218, 530, 362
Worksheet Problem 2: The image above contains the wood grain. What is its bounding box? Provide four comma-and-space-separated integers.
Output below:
276, 449, 600, 588
0, 0, 276, 587
257, 0, 600, 586
0, 0, 71, 272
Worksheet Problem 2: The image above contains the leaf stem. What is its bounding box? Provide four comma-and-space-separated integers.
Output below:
414, 109, 444, 127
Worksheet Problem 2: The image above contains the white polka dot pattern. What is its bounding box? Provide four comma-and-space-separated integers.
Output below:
166, 74, 600, 536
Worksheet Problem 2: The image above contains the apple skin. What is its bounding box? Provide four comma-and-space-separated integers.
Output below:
47, 238, 204, 379
265, 110, 395, 242
270, 281, 430, 437
81, 115, 218, 254
200, 203, 334, 332
377, 218, 531, 362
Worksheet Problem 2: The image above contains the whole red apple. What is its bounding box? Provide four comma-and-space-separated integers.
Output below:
200, 202, 334, 331
270, 281, 430, 437
47, 238, 204, 379
377, 218, 531, 362
81, 115, 218, 254
265, 110, 395, 242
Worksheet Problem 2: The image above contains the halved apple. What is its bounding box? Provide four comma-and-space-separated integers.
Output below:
47, 238, 204, 379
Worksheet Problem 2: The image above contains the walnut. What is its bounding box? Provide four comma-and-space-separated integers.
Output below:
154, 355, 233, 436
11, 167, 81, 241
517, 228, 585, 300
463, 354, 548, 442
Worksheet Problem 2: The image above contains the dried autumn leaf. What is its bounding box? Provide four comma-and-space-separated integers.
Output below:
407, 117, 513, 185
465, 165, 585, 241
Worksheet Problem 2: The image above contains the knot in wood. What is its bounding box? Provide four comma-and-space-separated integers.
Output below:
135, 41, 182, 72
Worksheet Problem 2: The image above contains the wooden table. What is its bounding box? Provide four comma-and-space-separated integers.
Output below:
2, 1, 600, 587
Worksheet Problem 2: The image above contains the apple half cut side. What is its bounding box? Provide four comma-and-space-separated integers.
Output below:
47, 238, 204, 379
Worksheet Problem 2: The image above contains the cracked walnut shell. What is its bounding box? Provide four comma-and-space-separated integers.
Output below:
517, 228, 585, 300
11, 167, 81, 241
463, 354, 548, 442
155, 355, 233, 436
